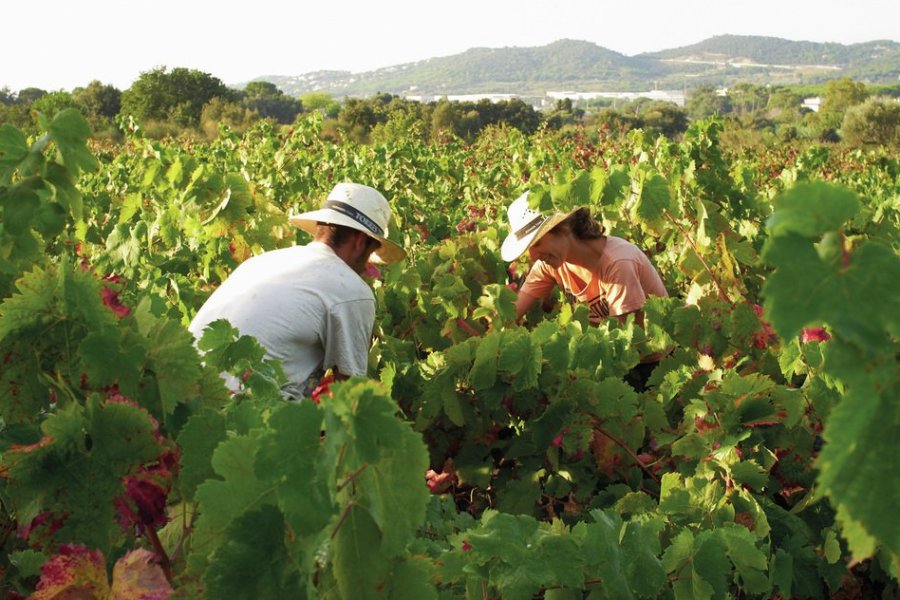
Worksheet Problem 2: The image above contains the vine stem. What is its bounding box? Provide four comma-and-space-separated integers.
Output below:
456, 318, 481, 338
663, 211, 732, 304
144, 525, 173, 584
336, 464, 369, 493
594, 424, 661, 485
331, 501, 356, 539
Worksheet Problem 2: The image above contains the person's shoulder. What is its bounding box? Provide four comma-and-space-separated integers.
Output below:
603, 236, 643, 259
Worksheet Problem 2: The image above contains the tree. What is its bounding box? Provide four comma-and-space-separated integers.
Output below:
545, 98, 584, 130
72, 81, 122, 119
766, 87, 804, 122
16, 87, 48, 105
300, 92, 340, 118
589, 108, 639, 137
637, 101, 689, 138
0, 102, 30, 128
30, 91, 80, 118
431, 99, 459, 142
817, 77, 869, 134
200, 97, 259, 138
371, 110, 427, 145
728, 83, 768, 116
687, 85, 731, 121
337, 97, 385, 141
243, 81, 281, 98
821, 78, 869, 115
841, 97, 900, 148
493, 99, 542, 135
241, 81, 301, 124
120, 67, 236, 127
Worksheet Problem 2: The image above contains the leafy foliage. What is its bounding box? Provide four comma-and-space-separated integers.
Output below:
1, 114, 898, 599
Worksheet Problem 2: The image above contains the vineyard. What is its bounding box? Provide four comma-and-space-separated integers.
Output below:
0, 110, 898, 599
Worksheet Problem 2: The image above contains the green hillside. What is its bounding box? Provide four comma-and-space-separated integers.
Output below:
248, 36, 900, 98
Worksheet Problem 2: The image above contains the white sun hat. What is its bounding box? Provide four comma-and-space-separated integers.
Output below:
500, 191, 578, 262
289, 182, 406, 264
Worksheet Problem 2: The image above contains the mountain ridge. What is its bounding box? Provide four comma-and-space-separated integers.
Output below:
245, 35, 900, 99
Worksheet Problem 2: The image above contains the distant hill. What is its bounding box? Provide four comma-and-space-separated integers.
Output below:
641, 34, 900, 66
246, 36, 900, 100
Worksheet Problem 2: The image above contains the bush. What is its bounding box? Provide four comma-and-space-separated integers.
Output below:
841, 97, 900, 149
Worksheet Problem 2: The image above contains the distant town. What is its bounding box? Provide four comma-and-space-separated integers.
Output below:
403, 89, 824, 112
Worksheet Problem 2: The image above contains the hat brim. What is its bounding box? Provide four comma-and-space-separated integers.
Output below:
289, 210, 406, 264
500, 210, 576, 262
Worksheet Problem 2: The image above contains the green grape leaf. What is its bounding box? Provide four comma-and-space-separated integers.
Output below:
3, 399, 162, 553
43, 161, 83, 223
191, 433, 273, 570
145, 319, 202, 415
816, 353, 900, 556
8, 549, 47, 579
766, 182, 859, 238
662, 528, 694, 574
769, 549, 793, 597
176, 408, 228, 498
718, 525, 770, 595
498, 328, 542, 391
33, 200, 67, 238
550, 170, 592, 212
385, 556, 438, 600
47, 108, 98, 175
575, 512, 633, 599
202, 505, 303, 599
473, 282, 518, 325
632, 173, 674, 234
256, 402, 335, 538
730, 461, 770, 492
621, 517, 666, 598
325, 380, 430, 557
78, 326, 145, 394
761, 233, 832, 340
469, 331, 501, 390
2, 184, 40, 235
331, 503, 390, 600
675, 531, 730, 600
659, 473, 701, 519
599, 168, 630, 206
0, 123, 29, 182
495, 477, 542, 515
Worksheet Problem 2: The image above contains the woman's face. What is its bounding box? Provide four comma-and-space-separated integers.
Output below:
528, 228, 571, 268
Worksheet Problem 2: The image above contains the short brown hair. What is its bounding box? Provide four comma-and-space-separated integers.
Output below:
315, 222, 381, 252
556, 208, 604, 240
315, 222, 363, 246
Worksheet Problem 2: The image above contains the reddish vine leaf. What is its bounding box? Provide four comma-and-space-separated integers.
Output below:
30, 544, 109, 600
30, 544, 173, 600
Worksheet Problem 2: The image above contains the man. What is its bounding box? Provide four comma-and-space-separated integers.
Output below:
189, 182, 405, 399
501, 191, 669, 389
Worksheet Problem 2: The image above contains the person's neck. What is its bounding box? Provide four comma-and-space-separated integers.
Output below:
565, 236, 606, 270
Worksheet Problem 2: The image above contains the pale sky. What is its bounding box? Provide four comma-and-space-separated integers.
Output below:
2, 0, 898, 92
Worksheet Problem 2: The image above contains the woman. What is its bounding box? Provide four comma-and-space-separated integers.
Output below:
501, 192, 669, 389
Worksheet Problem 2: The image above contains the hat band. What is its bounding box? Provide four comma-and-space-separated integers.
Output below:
323, 200, 384, 236
514, 215, 546, 240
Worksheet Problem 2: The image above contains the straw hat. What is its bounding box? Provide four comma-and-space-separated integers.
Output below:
500, 192, 578, 262
289, 183, 406, 264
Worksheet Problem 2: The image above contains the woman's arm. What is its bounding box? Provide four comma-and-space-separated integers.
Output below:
515, 290, 542, 322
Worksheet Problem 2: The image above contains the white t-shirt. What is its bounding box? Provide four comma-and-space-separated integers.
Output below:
189, 242, 375, 399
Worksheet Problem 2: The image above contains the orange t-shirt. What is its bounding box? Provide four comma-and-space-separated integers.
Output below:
520, 236, 668, 324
